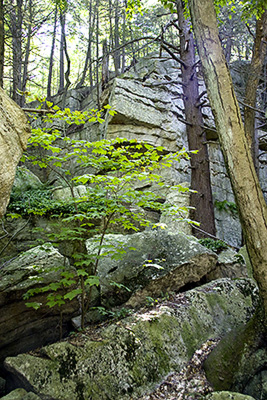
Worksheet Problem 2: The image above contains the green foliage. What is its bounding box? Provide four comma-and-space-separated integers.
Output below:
126, 0, 144, 19
184, 0, 266, 20
214, 199, 238, 214
19, 102, 192, 330
240, 0, 267, 19
145, 291, 170, 307
160, 0, 176, 14
8, 187, 53, 216
198, 238, 228, 253
23, 267, 77, 309
146, 296, 159, 307
96, 306, 132, 320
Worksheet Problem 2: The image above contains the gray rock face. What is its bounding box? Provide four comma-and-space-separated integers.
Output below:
86, 230, 218, 307
0, 244, 79, 366
0, 88, 31, 218
12, 167, 43, 192
208, 142, 242, 248
206, 248, 248, 281
24, 54, 267, 249
4, 278, 259, 400
159, 186, 192, 235
105, 76, 185, 152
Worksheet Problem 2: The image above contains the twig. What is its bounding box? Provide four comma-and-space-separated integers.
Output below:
197, 90, 207, 101
161, 44, 188, 68
0, 217, 32, 258
237, 99, 266, 115
22, 108, 56, 114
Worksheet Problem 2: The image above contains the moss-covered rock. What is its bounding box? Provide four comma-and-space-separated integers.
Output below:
204, 308, 266, 400
4, 278, 259, 400
0, 388, 41, 399
205, 391, 256, 400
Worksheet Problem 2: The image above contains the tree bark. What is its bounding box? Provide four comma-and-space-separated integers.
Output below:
47, 6, 57, 99
224, 20, 233, 63
58, 9, 65, 92
0, 0, 4, 87
21, 0, 33, 107
177, 0, 216, 238
101, 39, 109, 90
113, 0, 120, 75
244, 10, 267, 173
188, 0, 267, 326
10, 0, 23, 105
76, 0, 95, 89
58, 6, 71, 96
96, 0, 100, 108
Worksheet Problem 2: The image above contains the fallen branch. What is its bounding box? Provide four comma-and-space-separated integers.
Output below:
22, 108, 56, 114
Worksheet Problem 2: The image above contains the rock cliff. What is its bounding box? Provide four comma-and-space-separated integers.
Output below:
0, 88, 31, 218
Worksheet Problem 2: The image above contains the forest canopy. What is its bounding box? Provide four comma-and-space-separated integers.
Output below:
0, 0, 263, 106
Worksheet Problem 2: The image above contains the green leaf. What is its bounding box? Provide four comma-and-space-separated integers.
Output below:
77, 269, 88, 277
25, 302, 42, 310
64, 288, 83, 301
110, 281, 131, 292
84, 276, 100, 287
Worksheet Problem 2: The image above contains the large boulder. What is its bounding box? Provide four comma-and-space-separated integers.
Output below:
86, 229, 218, 307
203, 309, 267, 400
4, 278, 259, 400
0, 243, 79, 367
0, 88, 31, 218
12, 167, 43, 192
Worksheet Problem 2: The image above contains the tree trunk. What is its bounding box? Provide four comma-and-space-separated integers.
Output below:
188, 0, 267, 326
113, 0, 120, 75
177, 0, 216, 238
244, 10, 267, 173
21, 0, 33, 107
224, 24, 233, 63
0, 0, 4, 87
101, 39, 109, 90
10, 0, 23, 105
58, 9, 65, 93
121, 4, 126, 72
76, 0, 95, 89
96, 0, 100, 108
58, 6, 71, 96
47, 6, 57, 99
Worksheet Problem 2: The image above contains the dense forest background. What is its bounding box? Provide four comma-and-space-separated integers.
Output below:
1, 0, 265, 107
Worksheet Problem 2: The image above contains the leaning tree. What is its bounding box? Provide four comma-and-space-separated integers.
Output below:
188, 0, 267, 326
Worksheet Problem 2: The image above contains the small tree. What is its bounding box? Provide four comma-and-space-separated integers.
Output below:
15, 103, 193, 329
